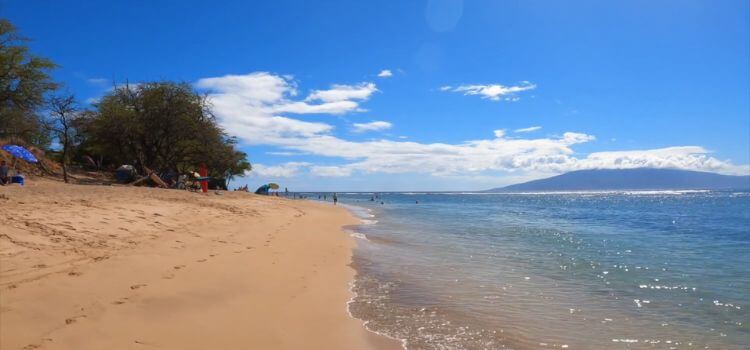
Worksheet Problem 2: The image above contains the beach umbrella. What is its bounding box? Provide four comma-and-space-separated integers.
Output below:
268, 183, 280, 190
1, 144, 38, 163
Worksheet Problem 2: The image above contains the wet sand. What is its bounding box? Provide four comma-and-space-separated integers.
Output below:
0, 179, 400, 350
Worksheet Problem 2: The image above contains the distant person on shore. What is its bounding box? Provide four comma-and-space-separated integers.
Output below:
324, 194, 327, 201
0, 160, 9, 185
14, 170, 24, 186
333, 193, 338, 205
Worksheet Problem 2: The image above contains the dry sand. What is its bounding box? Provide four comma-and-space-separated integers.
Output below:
0, 179, 401, 350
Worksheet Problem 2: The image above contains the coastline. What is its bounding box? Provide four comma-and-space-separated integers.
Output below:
0, 179, 400, 349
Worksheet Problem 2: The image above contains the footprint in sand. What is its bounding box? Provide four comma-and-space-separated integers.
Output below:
130, 284, 147, 290
173, 265, 186, 270
65, 315, 86, 325
196, 259, 207, 263
134, 340, 157, 346
32, 264, 47, 268
162, 273, 175, 280
68, 271, 82, 277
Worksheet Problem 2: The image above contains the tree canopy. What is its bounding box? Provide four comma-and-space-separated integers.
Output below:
0, 18, 250, 182
0, 19, 57, 145
79, 82, 250, 177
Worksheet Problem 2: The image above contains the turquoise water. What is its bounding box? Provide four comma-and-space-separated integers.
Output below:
312, 191, 749, 349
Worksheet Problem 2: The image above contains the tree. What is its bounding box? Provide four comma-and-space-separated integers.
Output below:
80, 82, 251, 179
0, 19, 57, 145
45, 94, 81, 183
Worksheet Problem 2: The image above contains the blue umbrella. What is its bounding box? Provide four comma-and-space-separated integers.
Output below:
1, 144, 38, 163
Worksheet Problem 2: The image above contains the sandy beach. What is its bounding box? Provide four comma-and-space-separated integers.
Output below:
0, 179, 400, 350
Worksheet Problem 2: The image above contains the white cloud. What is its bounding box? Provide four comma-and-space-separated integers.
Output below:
579, 147, 739, 173
266, 151, 305, 156
515, 126, 542, 133
250, 162, 311, 178
275, 100, 361, 115
195, 72, 377, 143
377, 69, 393, 78
195, 72, 748, 182
310, 165, 353, 177
306, 82, 377, 103
352, 121, 393, 133
445, 81, 536, 101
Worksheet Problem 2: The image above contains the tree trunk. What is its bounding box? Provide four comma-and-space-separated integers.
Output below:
61, 140, 69, 183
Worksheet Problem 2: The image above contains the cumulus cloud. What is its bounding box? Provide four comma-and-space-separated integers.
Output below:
352, 121, 393, 133
310, 165, 354, 177
306, 83, 377, 103
251, 162, 311, 178
581, 147, 734, 172
515, 126, 542, 133
195, 72, 375, 143
195, 72, 747, 181
444, 81, 536, 101
251, 162, 353, 178
377, 69, 393, 78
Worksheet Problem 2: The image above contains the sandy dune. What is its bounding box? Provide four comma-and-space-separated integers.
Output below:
0, 179, 399, 349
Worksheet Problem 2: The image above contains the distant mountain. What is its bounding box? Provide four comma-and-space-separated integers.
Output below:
486, 168, 750, 192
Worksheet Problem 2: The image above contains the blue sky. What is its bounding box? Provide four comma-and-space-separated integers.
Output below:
5, 0, 749, 190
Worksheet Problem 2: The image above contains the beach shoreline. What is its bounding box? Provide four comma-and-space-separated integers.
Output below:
0, 179, 400, 349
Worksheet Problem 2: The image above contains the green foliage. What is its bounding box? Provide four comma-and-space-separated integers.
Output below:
0, 19, 58, 145
80, 82, 251, 177
0, 19, 250, 180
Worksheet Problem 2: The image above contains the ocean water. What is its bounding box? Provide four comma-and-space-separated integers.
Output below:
314, 191, 750, 349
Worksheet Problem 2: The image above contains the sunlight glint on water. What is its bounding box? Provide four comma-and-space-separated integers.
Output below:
324, 192, 750, 349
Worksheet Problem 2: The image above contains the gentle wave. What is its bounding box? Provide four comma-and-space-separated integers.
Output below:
343, 191, 750, 349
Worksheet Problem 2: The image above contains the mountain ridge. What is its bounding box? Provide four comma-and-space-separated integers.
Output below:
486, 168, 750, 192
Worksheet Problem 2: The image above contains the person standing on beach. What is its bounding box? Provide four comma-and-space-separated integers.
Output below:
333, 193, 338, 205
0, 160, 9, 185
